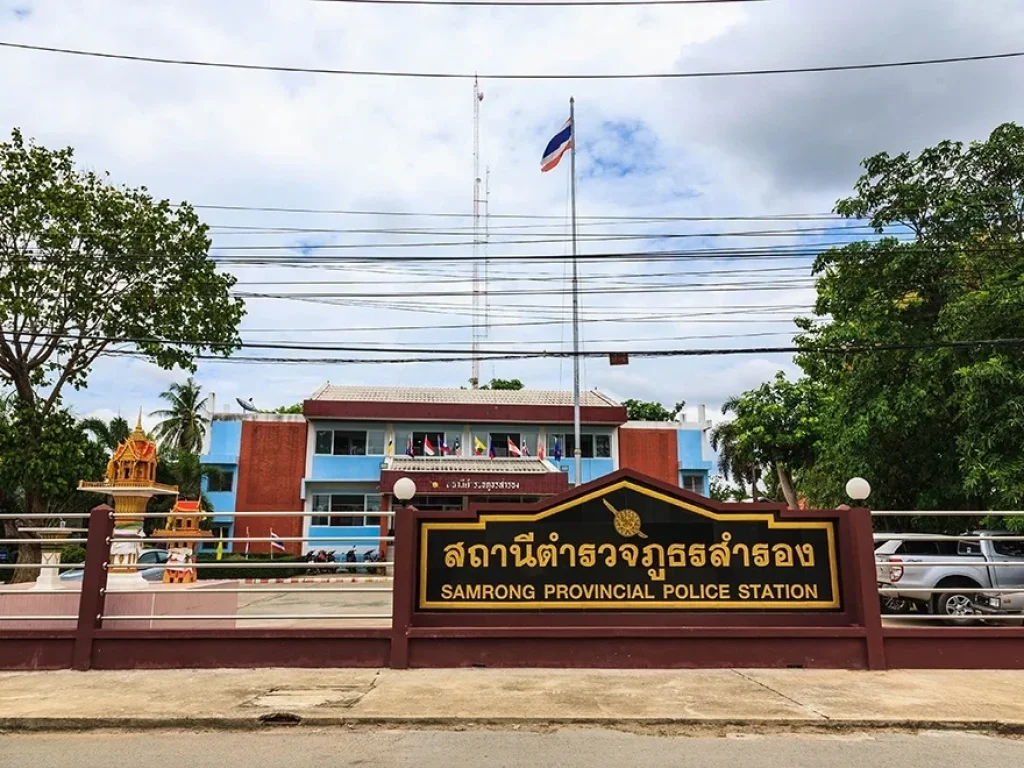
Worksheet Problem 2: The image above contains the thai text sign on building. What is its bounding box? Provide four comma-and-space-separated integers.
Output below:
418, 480, 840, 610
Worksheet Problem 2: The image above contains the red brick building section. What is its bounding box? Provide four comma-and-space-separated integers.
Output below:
617, 426, 678, 487
235, 420, 307, 555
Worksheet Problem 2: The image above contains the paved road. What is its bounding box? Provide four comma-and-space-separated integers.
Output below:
232, 581, 393, 628
2, 730, 1022, 767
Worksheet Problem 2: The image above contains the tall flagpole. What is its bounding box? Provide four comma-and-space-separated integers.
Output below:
569, 97, 581, 487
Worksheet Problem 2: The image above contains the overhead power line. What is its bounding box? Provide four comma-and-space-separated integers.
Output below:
21, 329, 1024, 360
94, 337, 1024, 366
314, 0, 762, 5
3, 40, 1023, 80
193, 204, 845, 221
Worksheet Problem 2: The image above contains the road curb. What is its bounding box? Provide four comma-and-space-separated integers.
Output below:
4, 716, 1024, 735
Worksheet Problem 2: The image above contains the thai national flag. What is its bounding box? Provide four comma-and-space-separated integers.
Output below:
541, 118, 572, 172
270, 530, 286, 552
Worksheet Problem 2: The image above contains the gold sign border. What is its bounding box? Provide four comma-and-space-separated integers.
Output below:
418, 480, 841, 610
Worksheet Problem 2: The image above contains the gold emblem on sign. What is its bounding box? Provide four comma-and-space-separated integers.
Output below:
603, 499, 648, 539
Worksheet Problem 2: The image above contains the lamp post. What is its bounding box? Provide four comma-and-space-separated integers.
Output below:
390, 477, 416, 578
845, 477, 871, 503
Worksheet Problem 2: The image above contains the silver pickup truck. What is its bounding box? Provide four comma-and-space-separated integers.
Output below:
876, 530, 1024, 619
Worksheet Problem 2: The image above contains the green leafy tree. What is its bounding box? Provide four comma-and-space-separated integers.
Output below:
480, 378, 524, 390
710, 373, 821, 509
151, 378, 210, 453
273, 403, 303, 414
708, 476, 747, 503
0, 129, 244, 538
796, 122, 1024, 512
622, 399, 686, 421
0, 399, 107, 581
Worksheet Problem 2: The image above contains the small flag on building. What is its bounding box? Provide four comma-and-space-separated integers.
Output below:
439, 436, 450, 455
507, 437, 522, 457
424, 435, 436, 456
215, 533, 224, 561
541, 117, 573, 173
488, 439, 496, 459
270, 530, 286, 552
537, 438, 545, 460
474, 436, 487, 455
553, 438, 563, 462
520, 439, 530, 457
405, 435, 414, 457
244, 526, 250, 559
453, 436, 462, 456
386, 438, 394, 455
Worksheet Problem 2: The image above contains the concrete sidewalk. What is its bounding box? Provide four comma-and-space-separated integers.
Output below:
1, 668, 1023, 734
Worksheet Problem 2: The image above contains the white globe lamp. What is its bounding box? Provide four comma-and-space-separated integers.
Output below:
845, 477, 871, 502
393, 476, 416, 503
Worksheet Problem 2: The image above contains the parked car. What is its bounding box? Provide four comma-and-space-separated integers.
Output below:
60, 548, 170, 582
876, 531, 1024, 622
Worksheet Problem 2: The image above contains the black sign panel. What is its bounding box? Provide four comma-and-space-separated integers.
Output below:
419, 481, 840, 610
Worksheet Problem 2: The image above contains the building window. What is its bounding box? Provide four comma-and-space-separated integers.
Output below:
414, 495, 465, 512
681, 473, 705, 495
488, 432, 521, 458
314, 429, 386, 456
205, 471, 234, 493
332, 431, 367, 456
310, 494, 382, 526
547, 433, 611, 459
411, 431, 446, 456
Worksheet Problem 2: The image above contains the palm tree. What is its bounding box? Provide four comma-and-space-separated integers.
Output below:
151, 378, 209, 453
709, 410, 761, 502
81, 415, 131, 452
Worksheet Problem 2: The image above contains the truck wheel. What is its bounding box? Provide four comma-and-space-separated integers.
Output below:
933, 591, 980, 625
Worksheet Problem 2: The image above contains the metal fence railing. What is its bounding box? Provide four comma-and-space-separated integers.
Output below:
0, 508, 397, 626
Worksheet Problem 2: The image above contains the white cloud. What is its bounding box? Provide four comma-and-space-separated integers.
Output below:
1, 0, 1016, 415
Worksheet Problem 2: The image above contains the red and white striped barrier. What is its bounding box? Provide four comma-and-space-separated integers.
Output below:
242, 575, 393, 585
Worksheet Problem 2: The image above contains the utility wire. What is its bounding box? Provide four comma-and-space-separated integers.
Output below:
20, 329, 1024, 358
313, 0, 763, 5
93, 337, 1024, 366
3, 40, 1023, 80
192, 204, 846, 221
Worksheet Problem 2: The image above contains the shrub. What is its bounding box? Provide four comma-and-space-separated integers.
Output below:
194, 552, 308, 580
60, 544, 87, 564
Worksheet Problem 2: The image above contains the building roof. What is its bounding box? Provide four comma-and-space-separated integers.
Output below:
384, 456, 557, 474
310, 385, 620, 409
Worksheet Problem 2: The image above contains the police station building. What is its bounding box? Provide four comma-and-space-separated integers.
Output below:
199, 386, 715, 555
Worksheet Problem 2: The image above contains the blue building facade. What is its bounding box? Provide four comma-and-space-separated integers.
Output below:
201, 387, 717, 556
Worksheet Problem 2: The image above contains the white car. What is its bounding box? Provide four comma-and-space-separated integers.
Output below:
60, 549, 169, 582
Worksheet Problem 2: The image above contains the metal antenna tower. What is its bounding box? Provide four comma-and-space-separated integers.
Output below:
470, 76, 484, 389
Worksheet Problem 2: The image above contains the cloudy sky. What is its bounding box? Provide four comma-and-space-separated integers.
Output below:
2, 0, 1023, 427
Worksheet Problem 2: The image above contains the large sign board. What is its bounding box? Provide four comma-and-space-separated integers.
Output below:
419, 481, 840, 610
